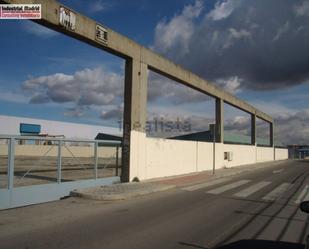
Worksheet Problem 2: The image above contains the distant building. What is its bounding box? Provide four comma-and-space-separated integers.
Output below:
95, 133, 122, 146
169, 125, 280, 147
288, 145, 309, 159
0, 115, 121, 140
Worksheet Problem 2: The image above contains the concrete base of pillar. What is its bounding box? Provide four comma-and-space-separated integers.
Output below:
129, 130, 147, 181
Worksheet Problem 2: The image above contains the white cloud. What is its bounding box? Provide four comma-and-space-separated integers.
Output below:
0, 89, 29, 103
64, 107, 85, 118
22, 65, 214, 117
229, 28, 251, 39
148, 71, 211, 104
146, 108, 213, 138
220, 108, 309, 145
100, 106, 123, 120
153, 0, 203, 58
88, 0, 107, 13
274, 109, 309, 145
230, 100, 309, 145
22, 21, 58, 38
222, 28, 251, 49
215, 76, 243, 94
224, 115, 251, 135
294, 1, 309, 17
249, 100, 295, 117
207, 0, 241, 21
272, 22, 290, 42
23, 67, 124, 106
182, 0, 204, 18
152, 0, 309, 91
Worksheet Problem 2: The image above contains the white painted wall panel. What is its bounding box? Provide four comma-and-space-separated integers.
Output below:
275, 148, 288, 160
223, 144, 256, 167
145, 137, 197, 179
196, 142, 214, 172
257, 146, 274, 162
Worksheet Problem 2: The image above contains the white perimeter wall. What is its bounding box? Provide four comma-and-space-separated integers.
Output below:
130, 131, 288, 181
223, 144, 256, 168
257, 147, 274, 162
275, 148, 289, 160
145, 138, 199, 179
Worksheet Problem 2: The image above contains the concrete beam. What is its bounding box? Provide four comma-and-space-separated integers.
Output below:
0, 0, 141, 60
1, 0, 273, 123
121, 59, 148, 182
215, 99, 224, 143
251, 114, 256, 145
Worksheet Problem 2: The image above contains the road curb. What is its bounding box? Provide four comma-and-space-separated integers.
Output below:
71, 160, 289, 201
70, 183, 176, 201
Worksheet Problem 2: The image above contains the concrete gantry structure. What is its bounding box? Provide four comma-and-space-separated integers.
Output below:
1, 0, 275, 182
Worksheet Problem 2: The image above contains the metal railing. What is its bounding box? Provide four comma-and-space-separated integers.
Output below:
0, 135, 121, 190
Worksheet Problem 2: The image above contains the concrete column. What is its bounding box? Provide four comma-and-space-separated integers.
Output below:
215, 98, 224, 143
270, 122, 275, 160
121, 58, 148, 182
270, 122, 274, 147
251, 114, 256, 145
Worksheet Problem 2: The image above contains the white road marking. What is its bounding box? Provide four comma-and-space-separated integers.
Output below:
182, 178, 231, 191
295, 185, 309, 204
273, 169, 284, 174
207, 180, 251, 195
262, 183, 292, 201
233, 181, 271, 198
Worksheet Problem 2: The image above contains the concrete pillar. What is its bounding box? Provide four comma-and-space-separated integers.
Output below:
121, 58, 148, 182
270, 122, 274, 147
251, 114, 256, 145
270, 122, 275, 160
251, 114, 257, 163
215, 98, 224, 143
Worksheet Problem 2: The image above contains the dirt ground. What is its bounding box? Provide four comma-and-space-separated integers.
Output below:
0, 156, 121, 188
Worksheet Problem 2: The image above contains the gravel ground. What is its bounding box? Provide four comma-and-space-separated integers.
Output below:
0, 156, 121, 188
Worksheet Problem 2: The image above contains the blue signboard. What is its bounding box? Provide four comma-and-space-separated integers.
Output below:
20, 123, 41, 134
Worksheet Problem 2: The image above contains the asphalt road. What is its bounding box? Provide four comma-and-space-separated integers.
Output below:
1, 160, 309, 249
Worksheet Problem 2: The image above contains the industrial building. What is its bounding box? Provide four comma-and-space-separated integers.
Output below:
288, 145, 309, 159
0, 115, 121, 140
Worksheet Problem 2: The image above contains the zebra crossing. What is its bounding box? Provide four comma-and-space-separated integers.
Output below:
262, 183, 292, 201
233, 181, 271, 198
295, 185, 309, 204
207, 180, 251, 195
181, 178, 309, 203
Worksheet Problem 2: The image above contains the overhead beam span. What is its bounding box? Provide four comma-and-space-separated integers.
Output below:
1, 0, 273, 123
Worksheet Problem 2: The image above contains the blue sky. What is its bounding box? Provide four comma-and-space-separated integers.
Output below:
0, 0, 308, 145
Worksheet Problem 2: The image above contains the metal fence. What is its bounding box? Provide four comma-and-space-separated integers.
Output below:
0, 135, 121, 190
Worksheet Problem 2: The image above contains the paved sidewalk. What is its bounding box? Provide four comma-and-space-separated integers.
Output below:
71, 160, 289, 201
153, 160, 288, 187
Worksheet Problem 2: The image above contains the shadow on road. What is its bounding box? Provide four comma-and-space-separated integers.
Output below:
217, 239, 304, 249
179, 239, 304, 249
296, 160, 309, 164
